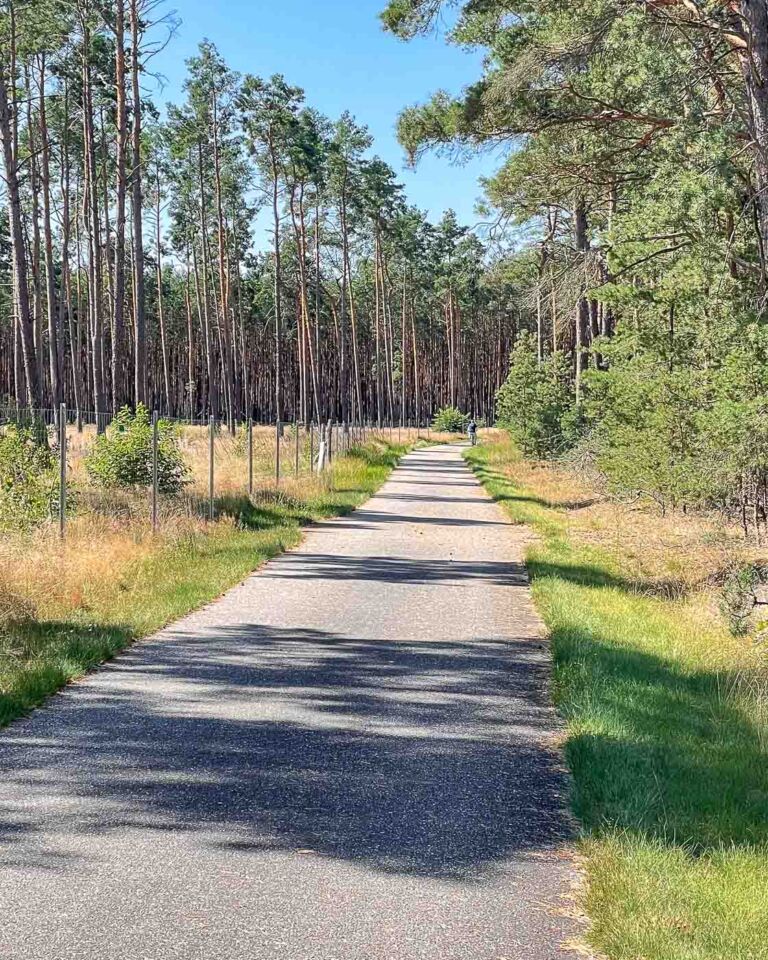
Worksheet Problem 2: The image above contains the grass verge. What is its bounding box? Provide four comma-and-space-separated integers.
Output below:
0, 440, 407, 728
466, 437, 768, 960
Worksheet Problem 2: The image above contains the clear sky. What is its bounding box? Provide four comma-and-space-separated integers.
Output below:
150, 0, 503, 243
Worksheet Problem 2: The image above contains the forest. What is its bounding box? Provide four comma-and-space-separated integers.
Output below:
5, 0, 768, 530
382, 0, 768, 535
0, 0, 521, 431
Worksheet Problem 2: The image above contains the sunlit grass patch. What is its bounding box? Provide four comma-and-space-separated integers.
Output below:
585, 836, 768, 960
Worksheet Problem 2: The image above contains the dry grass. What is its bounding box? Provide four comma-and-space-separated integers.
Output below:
0, 514, 189, 624
3, 424, 433, 634
0, 570, 35, 627
64, 422, 437, 494
483, 435, 760, 598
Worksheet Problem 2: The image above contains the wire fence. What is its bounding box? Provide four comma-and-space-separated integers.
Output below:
1, 403, 434, 541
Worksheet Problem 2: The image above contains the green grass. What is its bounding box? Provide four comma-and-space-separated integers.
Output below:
0, 440, 407, 728
466, 440, 768, 960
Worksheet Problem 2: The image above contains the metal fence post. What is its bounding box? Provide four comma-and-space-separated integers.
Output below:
275, 419, 281, 485
152, 410, 159, 532
316, 423, 326, 474
295, 421, 300, 476
59, 403, 66, 540
309, 421, 314, 472
247, 418, 253, 497
208, 415, 215, 521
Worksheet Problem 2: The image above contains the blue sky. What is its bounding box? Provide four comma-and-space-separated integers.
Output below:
151, 0, 505, 243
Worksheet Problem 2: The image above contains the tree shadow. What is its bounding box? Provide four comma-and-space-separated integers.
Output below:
194, 493, 369, 531
343, 509, 510, 528
381, 493, 493, 504
553, 626, 768, 852
0, 626, 570, 881
260, 554, 529, 586
529, 557, 691, 601
471, 464, 600, 513
0, 446, 575, 896
469, 451, 768, 856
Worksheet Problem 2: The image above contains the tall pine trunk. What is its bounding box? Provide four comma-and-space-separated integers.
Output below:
130, 0, 146, 407
38, 54, 62, 414
112, 0, 128, 412
0, 46, 40, 408
82, 25, 107, 428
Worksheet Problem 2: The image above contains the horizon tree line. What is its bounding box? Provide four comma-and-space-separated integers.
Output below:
0, 1, 520, 431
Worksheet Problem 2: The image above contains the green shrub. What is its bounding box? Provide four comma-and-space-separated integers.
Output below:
85, 404, 189, 494
583, 356, 706, 511
0, 425, 57, 528
495, 333, 578, 457
432, 406, 470, 433
719, 564, 764, 636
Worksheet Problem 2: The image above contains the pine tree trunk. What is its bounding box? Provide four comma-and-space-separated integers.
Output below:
82, 27, 107, 428
130, 0, 146, 407
38, 54, 62, 414
155, 166, 171, 411
196, 141, 216, 419
738, 1, 768, 284
0, 52, 40, 408
60, 80, 77, 417
341, 188, 362, 422
113, 0, 128, 412
574, 198, 590, 403
270, 142, 283, 424
26, 67, 45, 401
211, 87, 235, 430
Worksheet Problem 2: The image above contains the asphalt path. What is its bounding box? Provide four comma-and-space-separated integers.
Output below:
0, 444, 577, 959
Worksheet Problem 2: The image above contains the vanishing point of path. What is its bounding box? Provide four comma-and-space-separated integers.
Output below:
0, 445, 577, 960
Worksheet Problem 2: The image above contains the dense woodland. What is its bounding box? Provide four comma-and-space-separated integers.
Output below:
383, 0, 768, 533
0, 0, 517, 429
6, 0, 768, 530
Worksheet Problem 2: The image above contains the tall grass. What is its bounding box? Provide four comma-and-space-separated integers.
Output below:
0, 438, 408, 728
467, 437, 768, 960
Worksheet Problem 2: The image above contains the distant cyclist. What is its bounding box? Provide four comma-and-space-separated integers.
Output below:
467, 418, 478, 446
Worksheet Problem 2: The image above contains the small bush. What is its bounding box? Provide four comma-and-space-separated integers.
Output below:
0, 425, 57, 528
719, 563, 768, 636
85, 404, 189, 494
433, 406, 470, 433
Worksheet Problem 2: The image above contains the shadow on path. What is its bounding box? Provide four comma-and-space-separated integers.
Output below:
0, 625, 568, 882
262, 554, 529, 586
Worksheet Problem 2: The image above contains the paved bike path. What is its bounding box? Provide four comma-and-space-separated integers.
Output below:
0, 445, 577, 959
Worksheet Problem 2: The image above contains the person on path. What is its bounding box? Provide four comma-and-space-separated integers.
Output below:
467, 418, 478, 445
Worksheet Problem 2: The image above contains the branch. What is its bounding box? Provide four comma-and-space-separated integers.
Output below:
642, 0, 748, 51
597, 242, 693, 285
